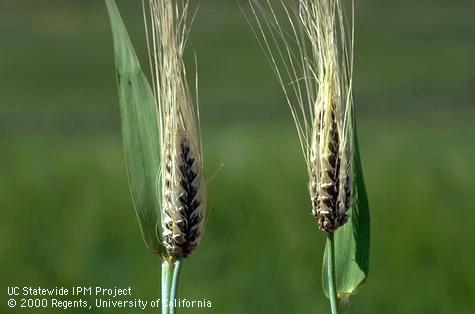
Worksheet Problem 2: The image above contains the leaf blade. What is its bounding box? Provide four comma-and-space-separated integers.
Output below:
323, 120, 371, 297
105, 0, 163, 254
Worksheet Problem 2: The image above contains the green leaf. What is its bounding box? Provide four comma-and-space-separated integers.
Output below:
105, 0, 163, 255
323, 118, 371, 298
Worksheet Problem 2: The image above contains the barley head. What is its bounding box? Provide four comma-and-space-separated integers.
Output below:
145, 0, 206, 257
249, 0, 354, 232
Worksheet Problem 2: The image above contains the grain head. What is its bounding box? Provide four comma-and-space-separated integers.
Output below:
249, 0, 354, 232
145, 0, 206, 257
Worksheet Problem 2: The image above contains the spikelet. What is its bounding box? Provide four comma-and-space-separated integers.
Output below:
145, 0, 206, 257
249, 0, 354, 232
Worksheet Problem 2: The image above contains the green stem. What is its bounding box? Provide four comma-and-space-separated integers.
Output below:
161, 259, 173, 314
169, 258, 183, 314
338, 295, 350, 314
327, 232, 339, 314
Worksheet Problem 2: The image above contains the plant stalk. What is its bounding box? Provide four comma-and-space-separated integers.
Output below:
339, 295, 350, 314
169, 258, 183, 314
327, 232, 340, 314
161, 259, 173, 314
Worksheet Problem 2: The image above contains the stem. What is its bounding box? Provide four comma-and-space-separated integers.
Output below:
338, 295, 350, 314
327, 232, 339, 314
169, 258, 183, 314
161, 259, 173, 314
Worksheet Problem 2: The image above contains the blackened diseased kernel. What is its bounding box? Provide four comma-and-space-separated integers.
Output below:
311, 102, 351, 232
162, 137, 203, 257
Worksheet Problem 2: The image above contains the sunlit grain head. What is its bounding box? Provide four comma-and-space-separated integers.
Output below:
248, 0, 355, 231
144, 0, 206, 256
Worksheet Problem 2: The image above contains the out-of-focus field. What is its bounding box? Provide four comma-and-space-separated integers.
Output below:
1, 1, 474, 313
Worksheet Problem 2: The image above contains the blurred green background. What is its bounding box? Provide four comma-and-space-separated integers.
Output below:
1, 0, 474, 313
